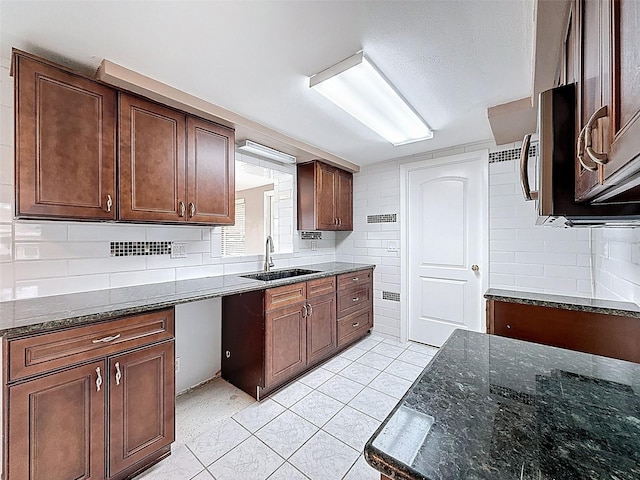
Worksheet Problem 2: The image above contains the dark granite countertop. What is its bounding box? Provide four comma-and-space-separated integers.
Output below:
0, 262, 374, 338
365, 329, 640, 480
485, 288, 640, 318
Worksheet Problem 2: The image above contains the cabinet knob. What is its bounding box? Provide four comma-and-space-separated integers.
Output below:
577, 125, 598, 172
115, 362, 122, 386
352, 322, 360, 328
105, 194, 113, 213
179, 201, 186, 217
95, 367, 102, 392
584, 105, 609, 165
352, 296, 360, 302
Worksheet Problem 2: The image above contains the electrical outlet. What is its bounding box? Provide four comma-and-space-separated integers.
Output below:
171, 242, 187, 258
602, 242, 609, 259
175, 357, 180, 373
387, 241, 398, 252
311, 241, 317, 251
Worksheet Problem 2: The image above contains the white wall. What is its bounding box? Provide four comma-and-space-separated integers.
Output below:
592, 228, 640, 303
175, 298, 221, 394
488, 143, 592, 296
336, 140, 599, 342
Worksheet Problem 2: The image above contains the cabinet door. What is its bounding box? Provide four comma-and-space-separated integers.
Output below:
7, 361, 106, 480
605, 0, 640, 184
265, 302, 307, 389
336, 169, 353, 230
316, 162, 338, 230
307, 292, 337, 364
108, 341, 175, 477
14, 52, 116, 220
119, 93, 186, 222
186, 117, 235, 224
575, 0, 609, 200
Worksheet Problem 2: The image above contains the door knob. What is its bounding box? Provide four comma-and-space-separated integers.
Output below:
471, 264, 479, 272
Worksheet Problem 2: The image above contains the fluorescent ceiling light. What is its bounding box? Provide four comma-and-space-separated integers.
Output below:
309, 51, 433, 146
237, 140, 297, 164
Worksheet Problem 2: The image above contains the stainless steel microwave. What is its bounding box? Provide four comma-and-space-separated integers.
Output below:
520, 83, 640, 227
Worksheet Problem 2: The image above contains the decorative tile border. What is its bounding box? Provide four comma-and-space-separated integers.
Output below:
300, 231, 322, 240
367, 214, 397, 224
488, 143, 537, 164
110, 241, 172, 257
382, 291, 400, 302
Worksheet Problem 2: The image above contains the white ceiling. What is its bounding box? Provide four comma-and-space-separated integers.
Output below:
1, 1, 535, 167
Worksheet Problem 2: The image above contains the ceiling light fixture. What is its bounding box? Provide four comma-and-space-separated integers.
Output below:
309, 51, 433, 146
237, 140, 297, 164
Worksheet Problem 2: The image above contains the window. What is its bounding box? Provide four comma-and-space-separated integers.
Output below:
221, 199, 246, 256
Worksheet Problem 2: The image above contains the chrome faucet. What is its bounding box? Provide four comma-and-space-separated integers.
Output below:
264, 235, 275, 272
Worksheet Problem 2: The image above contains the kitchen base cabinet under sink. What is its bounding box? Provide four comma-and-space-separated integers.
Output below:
222, 269, 373, 399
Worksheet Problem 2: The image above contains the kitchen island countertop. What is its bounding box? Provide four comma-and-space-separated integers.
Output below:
365, 329, 640, 480
0, 262, 374, 337
485, 288, 640, 318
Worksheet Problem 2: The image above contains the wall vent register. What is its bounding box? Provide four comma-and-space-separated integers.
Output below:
489, 144, 537, 164
367, 214, 397, 224
110, 241, 172, 257
300, 231, 322, 240
382, 291, 400, 302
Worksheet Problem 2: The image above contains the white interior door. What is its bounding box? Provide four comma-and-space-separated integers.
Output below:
404, 152, 487, 346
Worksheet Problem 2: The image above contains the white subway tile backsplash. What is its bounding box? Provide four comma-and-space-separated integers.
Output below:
14, 222, 68, 241
68, 256, 146, 276
175, 264, 224, 281
14, 260, 68, 280
68, 223, 145, 242
109, 269, 175, 288
16, 274, 110, 299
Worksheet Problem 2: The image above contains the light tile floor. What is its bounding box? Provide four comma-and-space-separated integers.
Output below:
135, 334, 438, 480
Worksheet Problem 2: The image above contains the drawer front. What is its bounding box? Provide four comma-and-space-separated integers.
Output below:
307, 276, 336, 299
8, 308, 174, 382
265, 282, 307, 311
337, 309, 373, 348
337, 269, 373, 290
337, 285, 372, 318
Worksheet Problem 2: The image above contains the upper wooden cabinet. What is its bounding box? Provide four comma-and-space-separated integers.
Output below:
569, 0, 640, 201
186, 116, 235, 224
13, 50, 117, 220
12, 49, 234, 225
119, 93, 186, 222
297, 160, 353, 231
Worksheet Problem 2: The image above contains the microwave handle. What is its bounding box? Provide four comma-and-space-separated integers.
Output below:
520, 134, 538, 201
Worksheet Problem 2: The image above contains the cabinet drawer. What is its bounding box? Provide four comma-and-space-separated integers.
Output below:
337, 269, 373, 290
337, 309, 373, 348
265, 282, 307, 311
307, 276, 336, 298
337, 285, 372, 318
8, 308, 174, 382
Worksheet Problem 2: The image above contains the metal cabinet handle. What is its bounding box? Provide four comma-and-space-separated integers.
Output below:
519, 134, 538, 201
584, 105, 609, 165
302, 305, 307, 318
92, 333, 121, 344
179, 201, 186, 217
189, 202, 196, 217
96, 367, 102, 392
352, 322, 360, 328
106, 194, 113, 213
338, 218, 342, 226
115, 362, 122, 386
352, 296, 359, 302
307, 303, 313, 317
577, 125, 598, 172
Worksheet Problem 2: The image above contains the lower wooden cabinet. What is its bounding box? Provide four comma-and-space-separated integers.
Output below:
7, 361, 106, 480
222, 270, 373, 399
486, 299, 640, 363
4, 309, 175, 480
108, 342, 175, 477
265, 302, 307, 390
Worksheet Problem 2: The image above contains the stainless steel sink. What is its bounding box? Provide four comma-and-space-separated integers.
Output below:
240, 268, 320, 282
